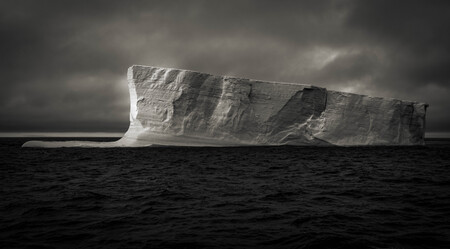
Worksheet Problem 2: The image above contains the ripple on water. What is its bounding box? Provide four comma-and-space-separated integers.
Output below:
1, 138, 449, 248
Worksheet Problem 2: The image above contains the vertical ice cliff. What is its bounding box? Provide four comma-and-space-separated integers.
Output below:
119, 65, 427, 146
23, 65, 427, 147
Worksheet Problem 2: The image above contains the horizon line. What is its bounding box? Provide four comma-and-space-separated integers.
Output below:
0, 132, 125, 137
0, 132, 449, 138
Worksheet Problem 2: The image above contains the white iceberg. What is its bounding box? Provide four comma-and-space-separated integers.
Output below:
23, 65, 428, 147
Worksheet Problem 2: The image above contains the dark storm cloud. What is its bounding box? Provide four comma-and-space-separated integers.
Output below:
1, 0, 449, 132
343, 0, 450, 131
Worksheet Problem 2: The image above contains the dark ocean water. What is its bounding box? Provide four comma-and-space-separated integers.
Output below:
1, 138, 449, 249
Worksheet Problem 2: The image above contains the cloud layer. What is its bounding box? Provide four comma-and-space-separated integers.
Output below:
1, 0, 449, 132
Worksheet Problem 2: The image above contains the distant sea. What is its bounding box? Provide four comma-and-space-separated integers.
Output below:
1, 137, 449, 249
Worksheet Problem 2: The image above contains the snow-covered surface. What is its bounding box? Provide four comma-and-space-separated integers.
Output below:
23, 65, 428, 147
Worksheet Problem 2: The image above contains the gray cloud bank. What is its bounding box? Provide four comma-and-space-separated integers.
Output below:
1, 0, 449, 132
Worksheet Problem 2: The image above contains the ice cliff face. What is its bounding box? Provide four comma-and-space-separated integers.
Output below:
119, 65, 427, 146
22, 65, 427, 147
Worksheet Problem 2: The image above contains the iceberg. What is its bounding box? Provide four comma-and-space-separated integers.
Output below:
23, 65, 428, 147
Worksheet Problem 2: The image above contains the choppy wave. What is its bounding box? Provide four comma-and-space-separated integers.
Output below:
1, 138, 449, 248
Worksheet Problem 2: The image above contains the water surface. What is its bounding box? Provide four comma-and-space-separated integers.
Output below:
1, 138, 449, 248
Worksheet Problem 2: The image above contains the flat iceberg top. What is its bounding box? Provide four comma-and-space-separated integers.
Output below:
129, 65, 316, 88
23, 65, 428, 148
128, 65, 427, 105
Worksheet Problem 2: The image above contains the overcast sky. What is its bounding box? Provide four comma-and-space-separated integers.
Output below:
1, 0, 449, 133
